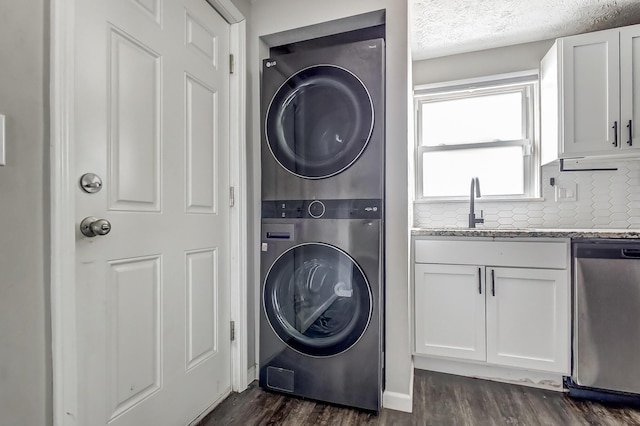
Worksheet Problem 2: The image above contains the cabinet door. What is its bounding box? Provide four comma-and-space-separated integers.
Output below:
486, 267, 569, 374
561, 31, 620, 156
621, 26, 640, 151
414, 264, 486, 361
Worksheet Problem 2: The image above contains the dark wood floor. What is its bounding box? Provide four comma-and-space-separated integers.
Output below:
199, 370, 640, 425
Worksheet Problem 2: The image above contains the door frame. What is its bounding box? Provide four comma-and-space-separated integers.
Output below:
49, 1, 248, 425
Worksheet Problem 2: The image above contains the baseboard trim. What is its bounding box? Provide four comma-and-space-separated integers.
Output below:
248, 364, 257, 384
383, 366, 413, 413
382, 390, 412, 413
414, 355, 565, 392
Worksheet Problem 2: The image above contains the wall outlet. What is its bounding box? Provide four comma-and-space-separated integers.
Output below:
555, 183, 577, 201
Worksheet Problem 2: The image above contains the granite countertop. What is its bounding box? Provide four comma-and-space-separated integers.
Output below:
411, 227, 640, 239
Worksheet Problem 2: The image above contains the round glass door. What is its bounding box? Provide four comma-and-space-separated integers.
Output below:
263, 243, 372, 357
265, 65, 374, 179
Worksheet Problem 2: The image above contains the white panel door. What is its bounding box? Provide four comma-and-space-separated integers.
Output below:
621, 26, 640, 151
74, 0, 231, 424
414, 264, 486, 361
486, 267, 570, 374
561, 31, 620, 156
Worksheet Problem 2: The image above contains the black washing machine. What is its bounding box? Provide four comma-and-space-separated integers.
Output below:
259, 199, 383, 411
261, 38, 385, 200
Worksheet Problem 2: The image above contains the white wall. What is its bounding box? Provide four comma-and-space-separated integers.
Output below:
248, 0, 412, 404
230, 0, 250, 16
0, 1, 52, 425
413, 39, 554, 85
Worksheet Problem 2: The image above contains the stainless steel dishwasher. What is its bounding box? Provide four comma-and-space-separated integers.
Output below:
570, 239, 640, 401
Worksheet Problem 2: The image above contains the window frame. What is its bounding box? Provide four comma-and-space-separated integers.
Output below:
414, 71, 541, 202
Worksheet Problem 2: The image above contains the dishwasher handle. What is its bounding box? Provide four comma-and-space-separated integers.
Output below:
622, 249, 640, 258
574, 240, 640, 260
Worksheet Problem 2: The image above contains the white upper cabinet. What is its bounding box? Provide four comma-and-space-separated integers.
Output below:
541, 24, 640, 162
620, 26, 640, 150
561, 31, 620, 155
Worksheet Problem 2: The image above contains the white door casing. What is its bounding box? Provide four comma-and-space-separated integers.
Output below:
50, 0, 247, 425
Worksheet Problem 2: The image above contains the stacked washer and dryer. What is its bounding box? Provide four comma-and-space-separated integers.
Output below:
259, 38, 385, 411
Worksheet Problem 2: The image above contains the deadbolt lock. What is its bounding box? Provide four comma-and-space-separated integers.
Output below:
80, 173, 103, 194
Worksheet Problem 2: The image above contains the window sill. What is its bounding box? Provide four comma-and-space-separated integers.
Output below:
414, 196, 545, 204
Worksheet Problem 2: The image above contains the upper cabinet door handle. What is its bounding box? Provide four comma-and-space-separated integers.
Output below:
613, 121, 618, 147
478, 267, 482, 295
491, 269, 496, 296
628, 120, 633, 147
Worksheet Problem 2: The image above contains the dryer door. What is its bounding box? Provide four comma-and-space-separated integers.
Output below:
263, 243, 372, 357
265, 65, 374, 179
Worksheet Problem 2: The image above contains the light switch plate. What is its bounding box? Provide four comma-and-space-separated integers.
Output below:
555, 183, 577, 202
0, 114, 5, 166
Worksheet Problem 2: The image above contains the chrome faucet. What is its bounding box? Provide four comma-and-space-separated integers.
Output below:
469, 177, 484, 228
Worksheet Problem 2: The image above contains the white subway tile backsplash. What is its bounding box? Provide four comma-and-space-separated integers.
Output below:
592, 193, 612, 202
527, 203, 545, 211
610, 205, 630, 213
593, 217, 613, 225
528, 217, 545, 226
414, 159, 640, 229
611, 213, 630, 221
593, 209, 613, 217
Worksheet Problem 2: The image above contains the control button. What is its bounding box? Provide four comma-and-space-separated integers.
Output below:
308, 200, 326, 218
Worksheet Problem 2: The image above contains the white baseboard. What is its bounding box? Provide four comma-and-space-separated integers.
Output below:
248, 364, 258, 385
382, 367, 414, 413
382, 390, 412, 413
414, 355, 565, 392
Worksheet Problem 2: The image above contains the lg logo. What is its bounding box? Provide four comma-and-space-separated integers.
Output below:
266, 60, 277, 68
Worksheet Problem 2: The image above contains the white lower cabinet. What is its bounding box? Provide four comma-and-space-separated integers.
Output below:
486, 267, 569, 373
413, 238, 570, 376
414, 264, 486, 361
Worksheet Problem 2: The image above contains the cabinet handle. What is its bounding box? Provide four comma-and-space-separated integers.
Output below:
613, 121, 618, 147
478, 267, 482, 294
491, 269, 496, 296
628, 120, 633, 146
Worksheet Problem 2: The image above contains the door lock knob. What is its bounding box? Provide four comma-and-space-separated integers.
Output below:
80, 217, 112, 237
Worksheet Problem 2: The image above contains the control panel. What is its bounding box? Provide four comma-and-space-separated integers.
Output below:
262, 199, 383, 219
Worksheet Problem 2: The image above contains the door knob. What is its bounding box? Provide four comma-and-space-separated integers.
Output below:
80, 217, 112, 237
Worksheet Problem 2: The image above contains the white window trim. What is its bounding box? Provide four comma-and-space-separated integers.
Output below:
414, 70, 541, 202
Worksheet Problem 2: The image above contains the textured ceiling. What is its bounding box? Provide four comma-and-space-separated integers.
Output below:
411, 0, 640, 60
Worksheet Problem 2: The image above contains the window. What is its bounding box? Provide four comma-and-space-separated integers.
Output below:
414, 72, 539, 200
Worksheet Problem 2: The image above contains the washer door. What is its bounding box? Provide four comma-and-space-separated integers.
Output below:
263, 243, 372, 357
265, 65, 374, 179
